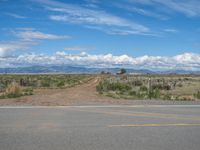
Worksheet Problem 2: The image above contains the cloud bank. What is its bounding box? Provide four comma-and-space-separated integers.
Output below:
0, 52, 200, 71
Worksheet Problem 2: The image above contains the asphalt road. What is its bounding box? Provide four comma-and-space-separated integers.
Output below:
1, 105, 200, 150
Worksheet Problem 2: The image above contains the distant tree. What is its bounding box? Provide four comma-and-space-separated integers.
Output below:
120, 68, 126, 74
106, 72, 111, 75
101, 71, 105, 74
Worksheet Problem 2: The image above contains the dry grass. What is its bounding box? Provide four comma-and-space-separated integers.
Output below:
5, 82, 22, 95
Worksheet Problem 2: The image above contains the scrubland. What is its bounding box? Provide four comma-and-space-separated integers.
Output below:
96, 74, 200, 101
0, 74, 200, 102
0, 74, 92, 99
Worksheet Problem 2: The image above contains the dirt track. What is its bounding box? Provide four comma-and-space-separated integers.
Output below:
1, 77, 200, 106
0, 77, 114, 106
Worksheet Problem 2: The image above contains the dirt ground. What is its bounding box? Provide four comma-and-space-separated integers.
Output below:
0, 77, 113, 106
0, 77, 200, 106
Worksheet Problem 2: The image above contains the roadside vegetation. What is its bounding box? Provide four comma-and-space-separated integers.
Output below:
96, 74, 200, 101
0, 82, 33, 99
0, 74, 93, 99
1, 73, 200, 101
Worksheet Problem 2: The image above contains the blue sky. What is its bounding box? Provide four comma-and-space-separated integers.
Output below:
0, 0, 200, 70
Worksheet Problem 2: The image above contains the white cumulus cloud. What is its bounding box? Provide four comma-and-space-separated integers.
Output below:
0, 41, 32, 57
1, 52, 200, 71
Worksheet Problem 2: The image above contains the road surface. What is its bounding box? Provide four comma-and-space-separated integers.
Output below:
1, 105, 200, 150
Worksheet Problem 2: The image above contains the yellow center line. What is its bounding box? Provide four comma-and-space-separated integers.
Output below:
109, 123, 200, 127
155, 108, 200, 113
68, 108, 200, 121
105, 109, 200, 121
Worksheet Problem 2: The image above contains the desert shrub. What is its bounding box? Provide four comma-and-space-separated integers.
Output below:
119, 90, 125, 95
176, 96, 194, 101
136, 92, 147, 99
194, 91, 200, 99
163, 94, 171, 100
96, 80, 109, 93
0, 94, 6, 99
106, 92, 120, 99
151, 83, 171, 90
6, 82, 21, 95
151, 84, 162, 90
0, 83, 6, 92
133, 80, 143, 86
96, 83, 103, 93
41, 80, 51, 87
149, 88, 160, 99
162, 84, 171, 90
140, 86, 148, 91
5, 82, 22, 98
96, 80, 131, 93
23, 88, 33, 96
177, 83, 183, 87
57, 81, 65, 87
129, 90, 136, 96
184, 78, 189, 81
110, 82, 131, 91
0, 82, 34, 99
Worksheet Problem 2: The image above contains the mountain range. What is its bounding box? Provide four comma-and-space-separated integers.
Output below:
0, 65, 199, 74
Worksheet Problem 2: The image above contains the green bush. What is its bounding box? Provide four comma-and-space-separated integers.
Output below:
129, 91, 136, 96
177, 83, 183, 87
163, 84, 171, 90
136, 92, 146, 99
57, 81, 65, 87
96, 80, 132, 93
22, 88, 33, 96
133, 80, 143, 86
96, 80, 109, 93
194, 91, 200, 99
140, 86, 148, 91
41, 80, 50, 87
163, 94, 172, 100
149, 88, 160, 99
151, 84, 162, 90
110, 82, 131, 91
151, 84, 171, 90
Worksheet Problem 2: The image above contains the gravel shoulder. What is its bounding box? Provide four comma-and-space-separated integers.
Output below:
0, 77, 200, 106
